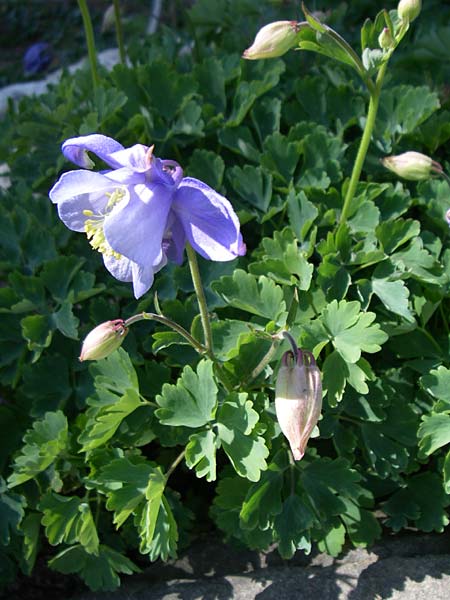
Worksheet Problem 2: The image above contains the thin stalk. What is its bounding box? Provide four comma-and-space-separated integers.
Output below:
185, 244, 214, 357
247, 337, 281, 383
340, 62, 388, 223
112, 0, 126, 64
165, 449, 186, 481
125, 312, 208, 355
77, 0, 100, 89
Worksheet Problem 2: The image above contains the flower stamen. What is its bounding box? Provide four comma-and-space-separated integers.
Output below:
83, 188, 126, 259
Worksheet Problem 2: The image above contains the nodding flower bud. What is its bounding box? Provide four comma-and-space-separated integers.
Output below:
397, 0, 421, 23
243, 21, 302, 60
378, 27, 394, 50
79, 319, 128, 361
381, 151, 443, 181
275, 349, 322, 461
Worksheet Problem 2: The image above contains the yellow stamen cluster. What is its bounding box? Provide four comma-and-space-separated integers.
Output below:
82, 188, 126, 259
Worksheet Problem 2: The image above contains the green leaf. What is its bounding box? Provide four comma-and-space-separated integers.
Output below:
287, 190, 318, 242
49, 544, 139, 592
383, 473, 450, 532
273, 495, 314, 558
316, 522, 346, 556
240, 459, 285, 530
79, 349, 143, 452
301, 457, 364, 518
39, 492, 99, 554
227, 165, 272, 213
371, 278, 414, 321
249, 228, 313, 290
322, 300, 388, 363
421, 366, 450, 407
40, 256, 84, 303
211, 269, 286, 324
218, 126, 260, 162
135, 470, 167, 556
418, 413, 450, 457
260, 132, 300, 184
376, 219, 420, 254
51, 301, 79, 339
8, 411, 68, 487
322, 350, 347, 406
95, 458, 164, 529
138, 494, 178, 561
0, 477, 25, 545
20, 512, 41, 575
227, 61, 285, 127
156, 360, 217, 428
299, 130, 345, 189
20, 314, 53, 361
185, 429, 218, 482
217, 393, 268, 482
187, 149, 224, 189
376, 85, 440, 152
341, 498, 381, 548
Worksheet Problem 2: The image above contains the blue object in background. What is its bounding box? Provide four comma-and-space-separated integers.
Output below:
23, 42, 53, 75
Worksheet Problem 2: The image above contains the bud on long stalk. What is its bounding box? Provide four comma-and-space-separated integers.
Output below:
243, 21, 302, 60
79, 319, 128, 361
381, 151, 443, 181
275, 349, 322, 460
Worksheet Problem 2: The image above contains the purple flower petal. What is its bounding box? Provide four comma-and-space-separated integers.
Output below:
62, 134, 124, 169
172, 177, 246, 261
49, 170, 117, 231
103, 185, 172, 265
103, 253, 167, 298
163, 214, 186, 264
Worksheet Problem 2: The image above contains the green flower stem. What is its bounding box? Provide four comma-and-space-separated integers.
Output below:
112, 0, 126, 65
77, 0, 100, 89
340, 61, 388, 224
125, 312, 207, 355
185, 244, 214, 357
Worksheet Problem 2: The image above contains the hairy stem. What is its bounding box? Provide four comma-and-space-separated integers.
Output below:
340, 62, 388, 223
77, 0, 100, 89
186, 244, 214, 357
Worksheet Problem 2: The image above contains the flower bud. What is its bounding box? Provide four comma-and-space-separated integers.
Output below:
79, 319, 128, 361
101, 5, 115, 34
378, 28, 394, 50
381, 151, 443, 181
243, 21, 302, 60
275, 349, 322, 460
397, 0, 421, 23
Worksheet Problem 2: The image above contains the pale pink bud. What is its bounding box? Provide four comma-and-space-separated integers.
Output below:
243, 21, 302, 60
79, 319, 128, 361
381, 151, 443, 181
275, 349, 322, 460
378, 27, 394, 50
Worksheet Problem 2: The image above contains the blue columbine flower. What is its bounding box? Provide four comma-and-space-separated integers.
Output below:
49, 134, 246, 298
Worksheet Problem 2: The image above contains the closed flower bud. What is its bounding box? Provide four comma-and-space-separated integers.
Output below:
397, 0, 421, 23
79, 319, 128, 361
275, 349, 322, 461
378, 27, 394, 50
243, 21, 302, 60
381, 151, 443, 181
